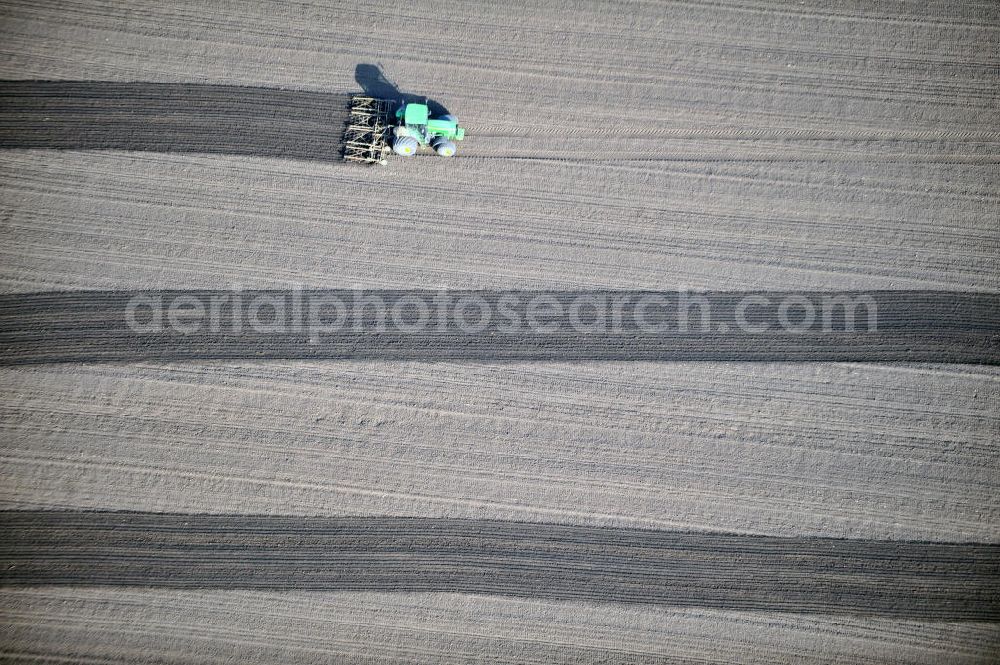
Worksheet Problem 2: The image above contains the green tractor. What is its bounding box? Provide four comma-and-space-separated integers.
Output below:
391, 102, 465, 157
342, 96, 465, 165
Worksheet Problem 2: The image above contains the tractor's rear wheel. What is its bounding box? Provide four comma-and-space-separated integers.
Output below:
393, 136, 418, 157
434, 139, 456, 157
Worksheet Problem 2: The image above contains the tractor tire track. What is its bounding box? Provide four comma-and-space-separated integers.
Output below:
2, 511, 998, 620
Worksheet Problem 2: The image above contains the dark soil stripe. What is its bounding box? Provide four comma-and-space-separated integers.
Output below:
0, 290, 996, 364
1, 511, 998, 619
0, 81, 351, 161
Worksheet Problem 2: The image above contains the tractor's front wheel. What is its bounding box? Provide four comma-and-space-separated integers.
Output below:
393, 136, 418, 157
433, 139, 456, 157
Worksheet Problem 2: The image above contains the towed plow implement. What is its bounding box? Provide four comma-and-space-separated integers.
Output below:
342, 95, 391, 165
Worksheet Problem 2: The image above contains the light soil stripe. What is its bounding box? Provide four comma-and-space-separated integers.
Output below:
4, 588, 998, 665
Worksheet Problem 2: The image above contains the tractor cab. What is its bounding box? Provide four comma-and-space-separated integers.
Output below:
401, 102, 429, 128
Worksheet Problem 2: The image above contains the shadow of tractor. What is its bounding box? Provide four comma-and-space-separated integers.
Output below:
354, 64, 453, 119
